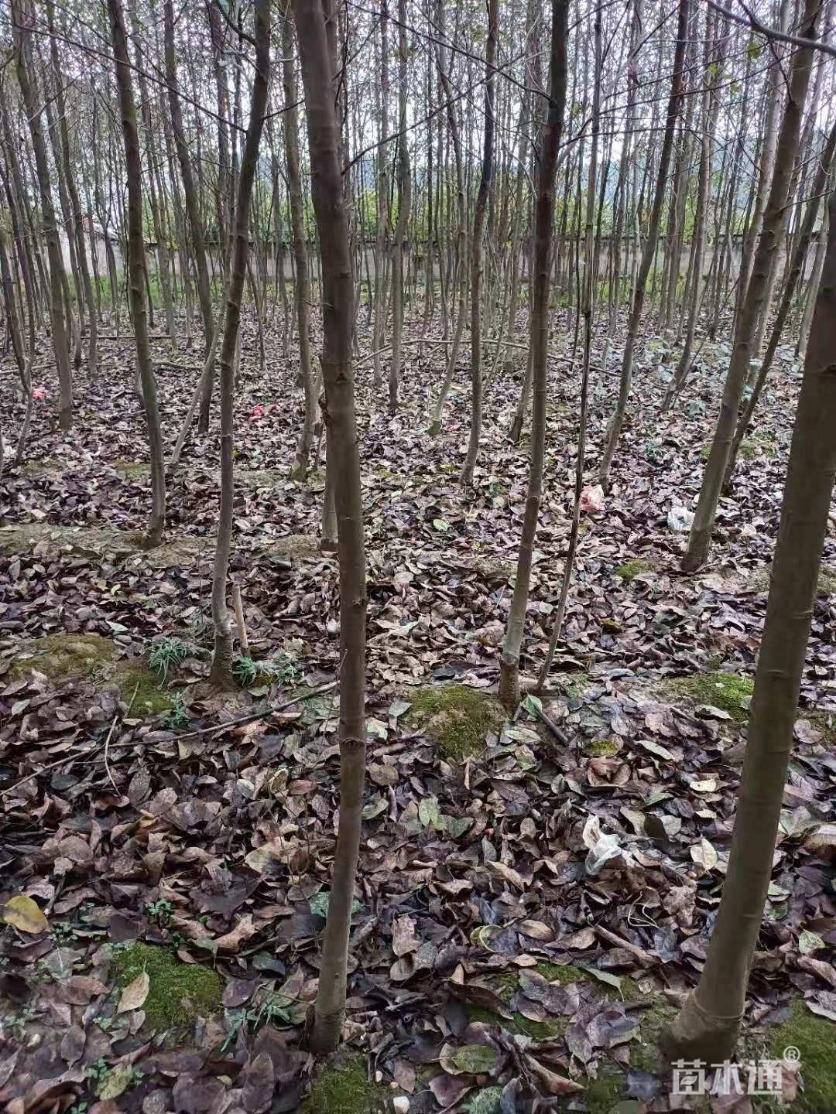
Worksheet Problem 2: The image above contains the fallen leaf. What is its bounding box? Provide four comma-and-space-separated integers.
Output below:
117, 970, 150, 1013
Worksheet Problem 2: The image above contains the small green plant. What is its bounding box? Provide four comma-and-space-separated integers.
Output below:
162, 693, 189, 729
52, 920, 78, 945
85, 1059, 111, 1086
146, 898, 174, 926
188, 610, 212, 643
644, 438, 667, 464
147, 637, 192, 679
233, 655, 259, 686
3, 1003, 38, 1039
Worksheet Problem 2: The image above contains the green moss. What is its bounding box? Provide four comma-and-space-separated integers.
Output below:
819, 567, 836, 596
9, 633, 117, 682
584, 738, 621, 758
302, 1051, 387, 1114
701, 443, 711, 461
406, 684, 506, 760
111, 663, 174, 714
616, 558, 654, 582
629, 999, 677, 1074
19, 458, 62, 477
584, 1068, 626, 1113
535, 961, 588, 984
769, 1001, 836, 1112
109, 942, 221, 1036
464, 1003, 565, 1041
114, 460, 150, 480
8, 634, 174, 715
665, 671, 753, 721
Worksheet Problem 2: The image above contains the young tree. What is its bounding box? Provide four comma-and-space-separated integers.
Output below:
11, 0, 73, 430
682, 0, 820, 572
663, 186, 836, 1064
209, 0, 271, 684
499, 0, 569, 709
281, 4, 317, 481
387, 0, 411, 415
459, 0, 498, 487
295, 0, 368, 1055
107, 0, 165, 548
598, 0, 689, 489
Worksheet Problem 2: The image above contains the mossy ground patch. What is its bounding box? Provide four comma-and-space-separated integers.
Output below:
109, 942, 221, 1037
663, 671, 753, 721
302, 1050, 388, 1113
7, 633, 175, 713
406, 684, 506, 760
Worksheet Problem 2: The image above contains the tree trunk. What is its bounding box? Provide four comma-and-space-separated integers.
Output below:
499, 0, 569, 708
295, 0, 368, 1055
208, 0, 271, 685
459, 0, 498, 486
598, 0, 688, 489
387, 0, 411, 415
663, 187, 836, 1065
724, 116, 836, 489
107, 0, 165, 548
683, 0, 819, 572
12, 0, 73, 430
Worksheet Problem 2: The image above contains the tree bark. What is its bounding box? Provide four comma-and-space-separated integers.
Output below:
295, 0, 368, 1055
208, 0, 271, 685
663, 186, 836, 1065
387, 0, 411, 415
107, 0, 166, 548
599, 0, 688, 489
499, 0, 569, 708
12, 0, 73, 430
459, 0, 498, 486
683, 0, 819, 572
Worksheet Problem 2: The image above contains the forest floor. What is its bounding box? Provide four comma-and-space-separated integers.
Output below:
1, 307, 835, 1114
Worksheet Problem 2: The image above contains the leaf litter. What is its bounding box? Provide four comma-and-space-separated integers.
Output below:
0, 315, 835, 1110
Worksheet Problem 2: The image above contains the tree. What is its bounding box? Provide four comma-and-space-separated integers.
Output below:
663, 186, 836, 1064
295, 0, 368, 1055
459, 0, 498, 487
11, 0, 73, 431
598, 0, 689, 489
499, 0, 569, 709
281, 3, 317, 481
107, 0, 165, 548
209, 0, 271, 684
682, 0, 820, 572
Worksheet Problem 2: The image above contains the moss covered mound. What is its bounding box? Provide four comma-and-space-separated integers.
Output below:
665, 671, 753, 721
406, 684, 506, 760
616, 558, 655, 582
302, 1051, 388, 1113
8, 633, 174, 713
109, 942, 221, 1036
9, 633, 117, 681
770, 1001, 836, 1112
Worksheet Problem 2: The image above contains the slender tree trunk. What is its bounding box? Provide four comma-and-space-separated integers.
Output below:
663, 187, 836, 1064
499, 0, 569, 708
459, 0, 498, 486
281, 6, 317, 481
724, 117, 836, 489
599, 0, 688, 489
207, 0, 270, 685
12, 0, 73, 430
683, 0, 819, 572
427, 0, 467, 437
388, 0, 411, 415
735, 0, 788, 329
296, 0, 368, 1056
663, 5, 723, 408
107, 0, 165, 548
